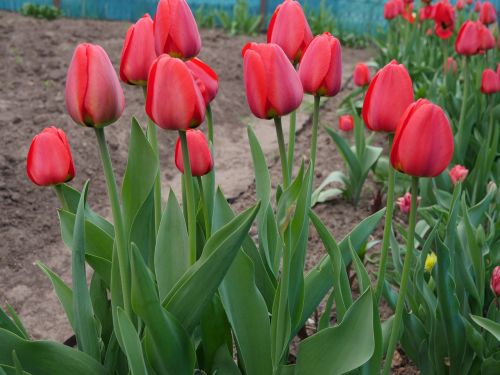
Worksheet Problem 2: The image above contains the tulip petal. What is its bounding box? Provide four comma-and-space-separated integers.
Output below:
65, 45, 88, 125
299, 36, 332, 94
244, 49, 268, 119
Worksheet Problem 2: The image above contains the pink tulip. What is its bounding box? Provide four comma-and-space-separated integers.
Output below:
448, 165, 468, 184
397, 192, 421, 214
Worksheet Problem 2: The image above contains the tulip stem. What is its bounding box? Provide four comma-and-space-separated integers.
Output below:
287, 110, 297, 179
456, 57, 469, 163
382, 176, 419, 375
374, 135, 396, 304
147, 119, 162, 234
179, 130, 197, 264
197, 177, 211, 237
274, 117, 290, 189
53, 184, 69, 211
310, 95, 321, 171
94, 128, 130, 316
207, 104, 214, 145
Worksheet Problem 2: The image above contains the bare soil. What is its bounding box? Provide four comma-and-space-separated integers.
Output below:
0, 10, 418, 373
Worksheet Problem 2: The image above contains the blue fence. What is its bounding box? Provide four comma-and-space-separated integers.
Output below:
1, 0, 499, 34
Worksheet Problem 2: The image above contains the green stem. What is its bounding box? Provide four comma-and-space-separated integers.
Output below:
197, 176, 211, 237
382, 176, 419, 375
310, 95, 321, 171
53, 184, 69, 211
179, 130, 197, 264
147, 119, 162, 234
287, 110, 297, 179
206, 104, 214, 145
456, 57, 469, 162
274, 117, 290, 189
94, 128, 131, 316
375, 135, 396, 304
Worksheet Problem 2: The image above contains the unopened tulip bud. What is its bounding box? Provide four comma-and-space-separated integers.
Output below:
448, 165, 468, 184
455, 21, 480, 55
444, 57, 458, 73
27, 127, 75, 186
491, 266, 500, 297
481, 68, 500, 94
339, 115, 354, 131
424, 252, 437, 272
175, 129, 213, 176
353, 63, 371, 87
480, 1, 497, 24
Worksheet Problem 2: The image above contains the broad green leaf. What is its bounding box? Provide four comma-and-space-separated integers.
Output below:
325, 127, 361, 180
130, 244, 195, 375
0, 328, 107, 375
348, 238, 371, 292
471, 315, 500, 342
312, 169, 345, 206
0, 309, 26, 340
85, 254, 111, 288
12, 351, 24, 375
115, 307, 147, 375
211, 345, 241, 375
296, 290, 375, 374
163, 203, 259, 332
155, 190, 189, 301
361, 145, 383, 176
3, 307, 28, 341
247, 126, 271, 221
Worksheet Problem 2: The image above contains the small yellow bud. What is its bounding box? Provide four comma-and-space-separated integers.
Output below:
425, 252, 437, 273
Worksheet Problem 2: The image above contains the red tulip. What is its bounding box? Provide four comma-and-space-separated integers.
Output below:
154, 0, 201, 59
491, 266, 500, 297
362, 60, 414, 133
27, 127, 75, 186
397, 192, 420, 213
480, 0, 496, 23
481, 68, 500, 94
298, 33, 342, 97
448, 165, 468, 184
455, 21, 480, 55
466, 0, 473, 5
353, 63, 371, 87
419, 5, 434, 20
186, 58, 219, 105
120, 14, 156, 86
433, 1, 456, 39
384, 0, 400, 19
242, 43, 303, 119
390, 99, 454, 177
65, 44, 125, 128
456, 0, 464, 10
267, 0, 313, 64
339, 115, 354, 132
175, 129, 213, 176
474, 0, 481, 12
402, 3, 416, 22
444, 56, 458, 73
146, 54, 206, 130
478, 22, 495, 52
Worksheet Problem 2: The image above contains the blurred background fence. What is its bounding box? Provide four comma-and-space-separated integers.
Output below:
0, 0, 499, 34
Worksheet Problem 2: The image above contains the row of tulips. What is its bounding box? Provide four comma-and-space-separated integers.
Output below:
2, 0, 499, 374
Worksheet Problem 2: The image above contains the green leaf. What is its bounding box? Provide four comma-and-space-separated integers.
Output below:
115, 307, 147, 375
325, 127, 361, 180
348, 238, 371, 293
361, 145, 383, 176
3, 307, 28, 341
211, 345, 241, 375
247, 126, 271, 221
0, 328, 107, 375
155, 190, 190, 301
296, 290, 375, 374
163, 203, 260, 332
471, 315, 500, 342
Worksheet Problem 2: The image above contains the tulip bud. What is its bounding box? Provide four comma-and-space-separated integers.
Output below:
396, 192, 421, 214
474, 0, 481, 12
390, 99, 454, 177
433, 1, 456, 39
27, 127, 75, 186
146, 54, 206, 130
298, 32, 342, 97
339, 115, 354, 132
456, 0, 464, 10
448, 165, 468, 184
120, 14, 156, 86
491, 266, 500, 297
480, 1, 497, 24
362, 60, 414, 132
175, 129, 213, 176
353, 63, 371, 87
154, 0, 201, 59
267, 0, 313, 64
65, 43, 125, 128
242, 43, 303, 119
455, 21, 480, 55
444, 56, 458, 73
478, 22, 495, 52
481, 68, 500, 94
424, 252, 437, 272
384, 0, 399, 20
186, 58, 219, 106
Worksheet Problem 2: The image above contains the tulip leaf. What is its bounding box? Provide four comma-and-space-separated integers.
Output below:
471, 315, 500, 342
130, 244, 195, 375
311, 171, 345, 207
163, 202, 260, 331
296, 289, 375, 374
325, 127, 362, 180
0, 328, 107, 375
115, 307, 147, 375
247, 126, 271, 220
155, 190, 189, 301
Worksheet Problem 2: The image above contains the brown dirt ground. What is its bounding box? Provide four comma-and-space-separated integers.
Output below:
0, 10, 418, 374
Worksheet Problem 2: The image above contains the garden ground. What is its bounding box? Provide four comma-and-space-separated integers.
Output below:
0, 10, 417, 373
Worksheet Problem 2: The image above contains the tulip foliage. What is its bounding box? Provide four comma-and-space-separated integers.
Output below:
3, 0, 500, 374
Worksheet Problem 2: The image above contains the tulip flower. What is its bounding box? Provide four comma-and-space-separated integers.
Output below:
362, 60, 414, 133
120, 14, 156, 86
186, 58, 219, 106
456, 0, 464, 10
480, 0, 496, 23
481, 68, 500, 94
242, 42, 303, 119
390, 99, 454, 177
433, 1, 456, 39
298, 33, 342, 97
339, 115, 354, 132
146, 54, 206, 130
353, 63, 371, 87
154, 0, 201, 59
466, 0, 473, 5
478, 22, 495, 52
402, 3, 416, 23
474, 0, 481, 12
449, 165, 469, 184
419, 5, 434, 20
424, 252, 437, 272
267, 0, 313, 64
444, 56, 458, 73
27, 127, 75, 186
491, 266, 500, 297
397, 192, 420, 214
175, 129, 213, 176
65, 43, 125, 128
455, 21, 480, 55
384, 0, 400, 19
